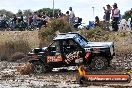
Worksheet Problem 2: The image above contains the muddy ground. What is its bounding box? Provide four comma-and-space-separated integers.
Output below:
0, 31, 132, 88
0, 55, 132, 88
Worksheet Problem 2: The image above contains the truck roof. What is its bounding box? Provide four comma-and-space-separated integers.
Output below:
53, 33, 79, 40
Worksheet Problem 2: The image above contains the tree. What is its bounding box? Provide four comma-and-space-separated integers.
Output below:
0, 9, 14, 19
122, 10, 131, 20
16, 9, 23, 17
37, 8, 60, 17
23, 9, 33, 17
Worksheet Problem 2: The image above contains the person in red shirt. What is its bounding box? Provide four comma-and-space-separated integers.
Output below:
111, 3, 120, 31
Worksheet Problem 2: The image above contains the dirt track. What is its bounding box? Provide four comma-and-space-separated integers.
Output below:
0, 55, 132, 88
0, 31, 132, 88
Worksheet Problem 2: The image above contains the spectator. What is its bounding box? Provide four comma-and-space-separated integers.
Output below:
103, 4, 111, 22
65, 11, 69, 22
32, 12, 38, 26
18, 11, 23, 23
28, 13, 33, 26
69, 7, 75, 25
130, 8, 132, 30
66, 11, 69, 16
0, 14, 4, 21
12, 14, 17, 29
57, 10, 62, 18
95, 16, 100, 27
111, 3, 120, 31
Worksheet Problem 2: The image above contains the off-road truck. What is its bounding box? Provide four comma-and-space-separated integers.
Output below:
28, 33, 115, 73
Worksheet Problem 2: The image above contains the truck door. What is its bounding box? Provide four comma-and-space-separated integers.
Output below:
62, 39, 83, 64
46, 41, 63, 63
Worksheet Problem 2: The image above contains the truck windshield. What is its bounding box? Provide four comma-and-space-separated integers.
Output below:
74, 35, 88, 47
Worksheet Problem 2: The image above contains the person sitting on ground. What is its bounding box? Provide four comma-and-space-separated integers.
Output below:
12, 14, 17, 29
95, 16, 100, 27
17, 11, 24, 23
57, 10, 62, 18
65, 11, 69, 22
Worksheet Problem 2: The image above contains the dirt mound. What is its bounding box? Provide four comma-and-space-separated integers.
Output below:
17, 62, 33, 75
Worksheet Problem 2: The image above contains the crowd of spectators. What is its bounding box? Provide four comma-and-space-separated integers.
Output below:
94, 3, 132, 31
0, 5, 131, 31
0, 7, 83, 31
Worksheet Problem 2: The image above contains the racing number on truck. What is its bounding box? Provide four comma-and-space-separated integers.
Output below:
47, 55, 62, 63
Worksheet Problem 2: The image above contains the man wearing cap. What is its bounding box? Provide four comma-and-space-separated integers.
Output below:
111, 3, 120, 31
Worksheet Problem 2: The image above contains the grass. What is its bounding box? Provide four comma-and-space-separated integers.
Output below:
0, 31, 40, 61
80, 29, 132, 55
0, 25, 131, 61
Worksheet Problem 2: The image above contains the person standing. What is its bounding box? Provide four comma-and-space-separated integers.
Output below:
130, 8, 132, 30
103, 4, 111, 22
28, 13, 33, 28
111, 3, 120, 31
69, 7, 75, 26
32, 12, 38, 26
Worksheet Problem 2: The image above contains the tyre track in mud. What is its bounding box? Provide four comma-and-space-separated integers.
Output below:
0, 55, 132, 88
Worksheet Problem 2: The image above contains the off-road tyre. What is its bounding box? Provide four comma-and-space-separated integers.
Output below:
32, 62, 46, 74
90, 56, 108, 70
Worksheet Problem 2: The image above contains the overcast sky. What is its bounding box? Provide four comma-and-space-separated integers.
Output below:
0, 0, 131, 23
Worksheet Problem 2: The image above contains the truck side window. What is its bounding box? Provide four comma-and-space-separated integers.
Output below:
63, 40, 80, 54
48, 41, 61, 56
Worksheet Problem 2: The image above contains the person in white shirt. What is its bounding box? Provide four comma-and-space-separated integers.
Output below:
111, 3, 120, 31
69, 7, 75, 25
0, 14, 4, 21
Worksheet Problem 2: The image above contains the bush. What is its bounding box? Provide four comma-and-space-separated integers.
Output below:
39, 18, 72, 46
0, 40, 31, 61
80, 27, 110, 41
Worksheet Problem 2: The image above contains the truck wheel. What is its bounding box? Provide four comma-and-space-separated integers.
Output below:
33, 62, 45, 74
90, 56, 108, 70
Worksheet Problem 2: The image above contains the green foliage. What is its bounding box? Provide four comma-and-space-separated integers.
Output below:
16, 9, 23, 16
0, 9, 14, 19
122, 10, 131, 20
23, 9, 33, 17
80, 27, 110, 41
0, 8, 60, 19
0, 40, 31, 61
37, 8, 60, 17
39, 18, 72, 46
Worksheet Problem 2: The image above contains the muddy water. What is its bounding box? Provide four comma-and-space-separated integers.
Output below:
0, 55, 132, 88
